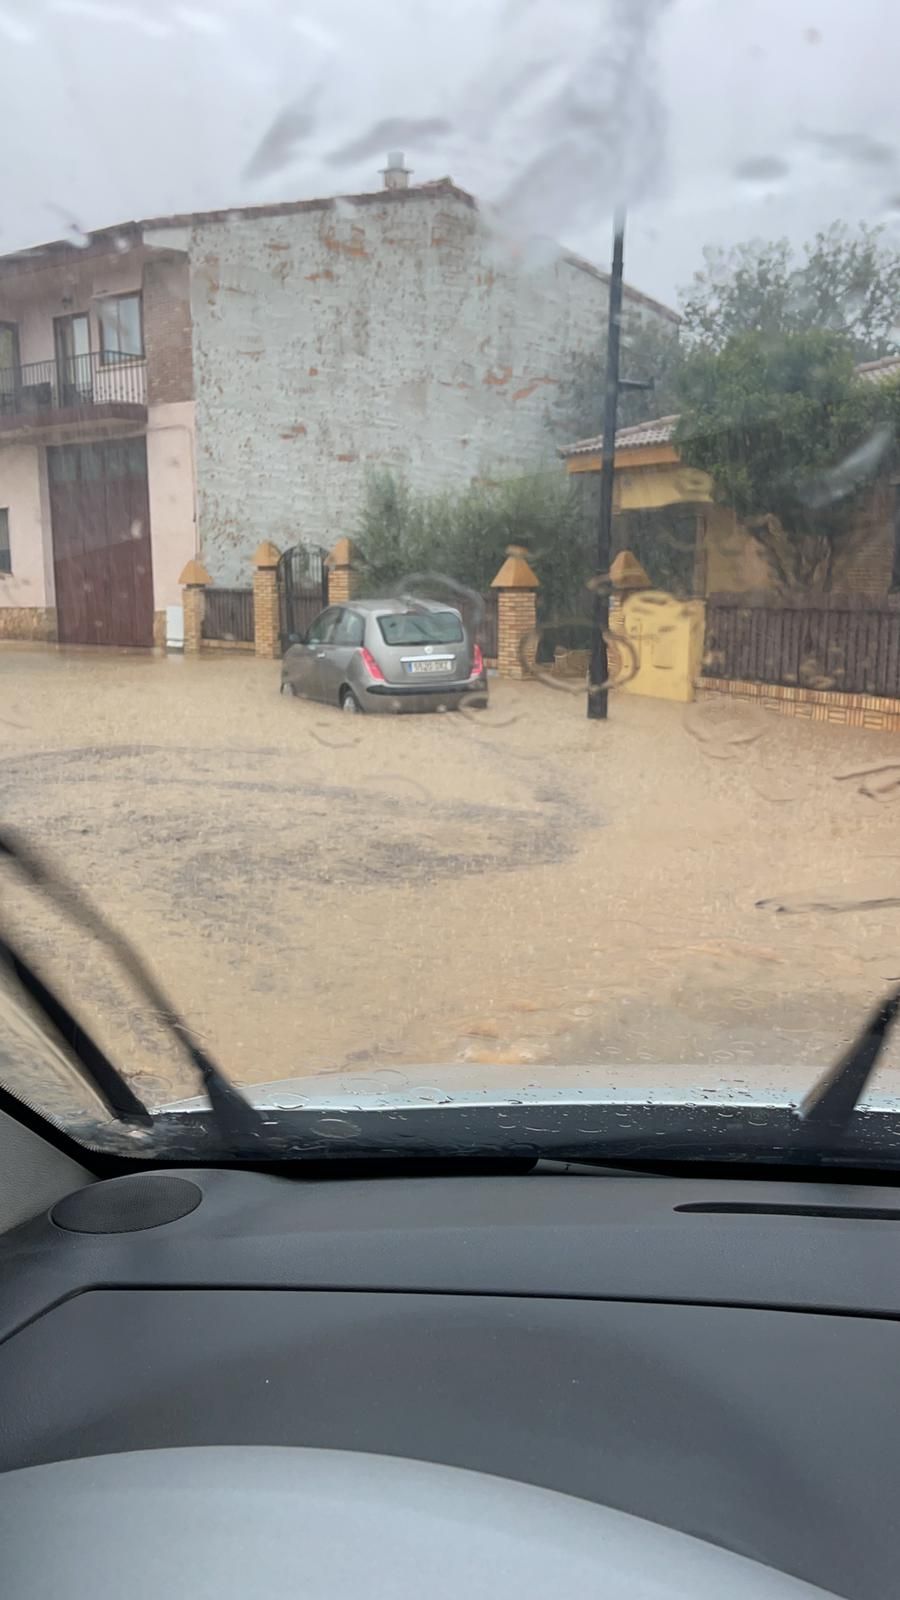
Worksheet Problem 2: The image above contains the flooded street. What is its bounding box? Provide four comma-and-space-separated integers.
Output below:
2, 642, 900, 1112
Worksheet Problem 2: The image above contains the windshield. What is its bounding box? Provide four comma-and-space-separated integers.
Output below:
2, 1, 900, 1166
377, 612, 464, 646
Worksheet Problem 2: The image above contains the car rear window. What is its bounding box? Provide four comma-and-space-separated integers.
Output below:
376, 611, 464, 646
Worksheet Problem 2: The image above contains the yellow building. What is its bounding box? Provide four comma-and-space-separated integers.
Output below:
559, 367, 900, 717
560, 361, 900, 599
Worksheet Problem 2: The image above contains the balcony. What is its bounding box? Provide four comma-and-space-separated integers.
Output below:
0, 351, 147, 440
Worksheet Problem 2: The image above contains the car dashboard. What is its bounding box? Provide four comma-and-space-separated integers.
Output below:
2, 1160, 900, 1598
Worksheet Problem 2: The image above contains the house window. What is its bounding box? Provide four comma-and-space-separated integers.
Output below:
0, 322, 19, 395
0, 509, 11, 574
98, 293, 143, 364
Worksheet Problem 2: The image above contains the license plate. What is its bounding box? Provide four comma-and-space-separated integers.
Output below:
407, 658, 453, 675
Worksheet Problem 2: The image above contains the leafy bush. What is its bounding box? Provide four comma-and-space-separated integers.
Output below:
355, 470, 594, 623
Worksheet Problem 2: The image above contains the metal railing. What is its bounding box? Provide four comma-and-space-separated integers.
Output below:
0, 350, 146, 418
703, 591, 900, 700
202, 588, 255, 644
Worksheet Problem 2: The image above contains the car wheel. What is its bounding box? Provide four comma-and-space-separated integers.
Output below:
341, 688, 362, 714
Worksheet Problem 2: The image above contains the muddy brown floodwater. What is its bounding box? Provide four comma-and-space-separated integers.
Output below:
2, 642, 900, 1114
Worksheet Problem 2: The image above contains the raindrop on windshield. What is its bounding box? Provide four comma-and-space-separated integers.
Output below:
311, 1116, 362, 1139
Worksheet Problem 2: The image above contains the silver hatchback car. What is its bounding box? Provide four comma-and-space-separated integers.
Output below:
280, 598, 489, 713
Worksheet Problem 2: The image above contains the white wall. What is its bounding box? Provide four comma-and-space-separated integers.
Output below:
0, 443, 51, 608
146, 400, 196, 608
188, 193, 675, 583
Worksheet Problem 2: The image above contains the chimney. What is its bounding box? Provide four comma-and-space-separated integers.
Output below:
381, 151, 411, 191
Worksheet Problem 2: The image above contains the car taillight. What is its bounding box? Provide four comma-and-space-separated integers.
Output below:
470, 643, 484, 678
359, 647, 385, 681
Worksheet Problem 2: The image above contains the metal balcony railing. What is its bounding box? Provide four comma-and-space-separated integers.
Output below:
0, 350, 146, 419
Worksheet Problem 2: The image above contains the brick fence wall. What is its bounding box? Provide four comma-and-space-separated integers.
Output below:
699, 675, 900, 734
327, 564, 355, 604
252, 544, 281, 659
496, 589, 537, 678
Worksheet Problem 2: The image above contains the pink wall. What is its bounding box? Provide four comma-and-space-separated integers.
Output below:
0, 443, 52, 608
0, 410, 195, 621
146, 400, 196, 609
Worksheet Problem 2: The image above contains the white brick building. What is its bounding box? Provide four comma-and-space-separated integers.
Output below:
181, 172, 676, 583
0, 162, 676, 643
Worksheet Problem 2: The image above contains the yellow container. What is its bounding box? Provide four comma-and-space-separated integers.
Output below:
612, 591, 705, 703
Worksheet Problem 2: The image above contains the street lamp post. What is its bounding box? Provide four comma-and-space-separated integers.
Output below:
587, 209, 626, 721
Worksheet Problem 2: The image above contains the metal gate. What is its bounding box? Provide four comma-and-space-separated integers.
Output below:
202, 588, 255, 644
277, 543, 328, 653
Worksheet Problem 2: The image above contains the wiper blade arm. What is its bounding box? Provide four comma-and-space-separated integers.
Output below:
0, 934, 152, 1127
0, 828, 262, 1146
799, 984, 900, 1134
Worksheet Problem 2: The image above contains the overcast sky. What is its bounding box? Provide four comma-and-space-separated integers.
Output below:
1, 0, 898, 307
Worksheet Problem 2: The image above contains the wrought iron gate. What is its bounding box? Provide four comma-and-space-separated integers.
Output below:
277, 543, 328, 654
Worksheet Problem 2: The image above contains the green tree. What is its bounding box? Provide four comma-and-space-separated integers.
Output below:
553, 221, 900, 449
675, 329, 897, 589
681, 224, 900, 361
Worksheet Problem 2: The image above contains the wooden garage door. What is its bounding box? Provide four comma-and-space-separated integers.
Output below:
49, 438, 154, 647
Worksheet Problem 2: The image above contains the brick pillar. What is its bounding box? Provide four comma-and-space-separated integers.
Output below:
326, 536, 357, 604
491, 546, 540, 678
178, 559, 211, 654
252, 540, 282, 659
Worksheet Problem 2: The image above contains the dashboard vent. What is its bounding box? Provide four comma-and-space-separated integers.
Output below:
676, 1202, 900, 1221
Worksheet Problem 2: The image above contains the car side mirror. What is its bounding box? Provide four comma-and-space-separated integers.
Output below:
288, 631, 306, 646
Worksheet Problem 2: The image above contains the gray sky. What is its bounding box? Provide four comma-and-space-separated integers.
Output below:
1, 0, 898, 307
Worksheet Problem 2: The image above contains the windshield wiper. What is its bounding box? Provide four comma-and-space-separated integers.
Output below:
0, 828, 262, 1146
799, 984, 900, 1135
0, 933, 152, 1127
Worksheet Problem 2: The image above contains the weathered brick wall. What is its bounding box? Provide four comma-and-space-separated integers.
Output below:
187, 188, 675, 584
143, 255, 193, 406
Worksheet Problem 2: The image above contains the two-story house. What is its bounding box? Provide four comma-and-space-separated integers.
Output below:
0, 158, 677, 649
0, 229, 194, 647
